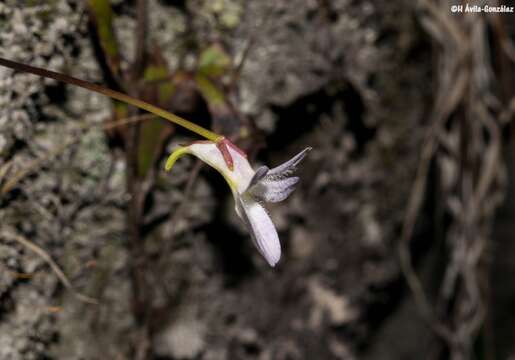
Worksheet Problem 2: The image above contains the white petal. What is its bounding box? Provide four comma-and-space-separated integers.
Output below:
186, 142, 255, 193
235, 195, 281, 267
266, 147, 312, 180
249, 176, 299, 203
247, 165, 269, 190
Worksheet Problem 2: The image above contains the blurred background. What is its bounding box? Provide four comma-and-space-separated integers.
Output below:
0, 0, 514, 359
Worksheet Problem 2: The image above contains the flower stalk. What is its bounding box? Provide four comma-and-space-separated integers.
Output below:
0, 57, 222, 142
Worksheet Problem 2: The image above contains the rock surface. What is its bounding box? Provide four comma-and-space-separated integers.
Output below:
2, 0, 505, 359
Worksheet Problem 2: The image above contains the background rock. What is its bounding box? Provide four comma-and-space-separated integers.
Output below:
0, 1, 513, 359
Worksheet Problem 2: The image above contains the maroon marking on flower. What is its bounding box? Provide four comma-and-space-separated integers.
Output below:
216, 139, 234, 171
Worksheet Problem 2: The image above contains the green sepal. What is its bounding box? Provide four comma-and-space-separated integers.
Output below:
165, 147, 189, 172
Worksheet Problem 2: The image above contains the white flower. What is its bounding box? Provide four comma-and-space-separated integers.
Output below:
165, 139, 311, 267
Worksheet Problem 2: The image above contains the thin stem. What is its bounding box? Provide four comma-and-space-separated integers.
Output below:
2, 230, 98, 305
0, 57, 222, 142
133, 0, 148, 78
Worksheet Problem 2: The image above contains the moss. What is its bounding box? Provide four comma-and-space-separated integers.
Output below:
203, 0, 243, 29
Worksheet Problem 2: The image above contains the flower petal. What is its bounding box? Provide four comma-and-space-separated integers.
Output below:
246, 165, 269, 190
166, 141, 255, 193
249, 176, 299, 203
235, 195, 281, 267
265, 147, 312, 180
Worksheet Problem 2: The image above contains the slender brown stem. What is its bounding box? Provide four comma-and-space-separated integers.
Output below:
0, 57, 221, 141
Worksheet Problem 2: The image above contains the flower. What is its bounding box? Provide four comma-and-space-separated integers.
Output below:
165, 139, 311, 267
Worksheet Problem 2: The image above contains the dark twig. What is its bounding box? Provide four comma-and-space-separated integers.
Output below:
133, 0, 149, 78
